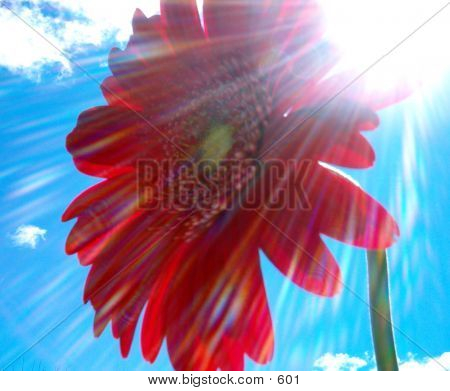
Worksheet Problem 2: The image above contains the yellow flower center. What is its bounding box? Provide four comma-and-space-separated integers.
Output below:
197, 123, 235, 162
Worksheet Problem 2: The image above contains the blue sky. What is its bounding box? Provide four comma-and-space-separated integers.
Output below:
1, 0, 450, 371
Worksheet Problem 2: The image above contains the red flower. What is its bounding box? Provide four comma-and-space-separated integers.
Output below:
63, 0, 401, 370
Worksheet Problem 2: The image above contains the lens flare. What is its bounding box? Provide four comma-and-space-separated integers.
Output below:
319, 0, 450, 88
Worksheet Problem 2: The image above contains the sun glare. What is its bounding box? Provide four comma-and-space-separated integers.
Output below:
319, 0, 450, 89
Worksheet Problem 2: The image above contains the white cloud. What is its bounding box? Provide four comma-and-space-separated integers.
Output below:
11, 224, 47, 248
399, 352, 450, 371
0, 0, 159, 79
314, 353, 368, 371
314, 352, 450, 371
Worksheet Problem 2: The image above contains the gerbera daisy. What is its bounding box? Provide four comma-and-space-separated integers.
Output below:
63, 0, 401, 370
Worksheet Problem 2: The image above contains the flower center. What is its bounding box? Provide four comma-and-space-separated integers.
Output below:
164, 56, 270, 161
157, 56, 271, 238
196, 123, 235, 162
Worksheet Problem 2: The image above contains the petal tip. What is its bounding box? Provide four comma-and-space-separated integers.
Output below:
132, 8, 147, 32
61, 207, 74, 222
65, 241, 76, 255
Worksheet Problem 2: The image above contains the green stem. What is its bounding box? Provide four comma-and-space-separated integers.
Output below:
367, 250, 399, 371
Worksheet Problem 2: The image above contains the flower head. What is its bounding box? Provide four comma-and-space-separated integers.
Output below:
64, 0, 401, 370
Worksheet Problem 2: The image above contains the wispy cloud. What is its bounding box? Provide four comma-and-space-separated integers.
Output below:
314, 353, 369, 371
0, 0, 159, 78
314, 352, 450, 371
11, 224, 47, 248
399, 352, 450, 371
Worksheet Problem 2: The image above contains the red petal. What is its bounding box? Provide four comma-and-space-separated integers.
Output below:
262, 99, 379, 165
114, 236, 191, 356
203, 0, 272, 65
107, 17, 192, 118
160, 0, 204, 44
76, 212, 139, 266
141, 286, 166, 363
107, 44, 198, 124
84, 213, 190, 353
217, 335, 245, 371
165, 215, 273, 370
203, 0, 257, 38
303, 164, 399, 249
62, 172, 134, 222
132, 8, 149, 34
67, 106, 166, 177
65, 177, 138, 254
260, 218, 342, 297
119, 323, 137, 358
101, 76, 142, 110
319, 133, 375, 168
83, 212, 179, 304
